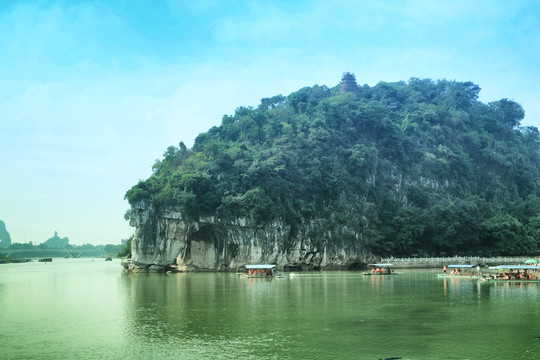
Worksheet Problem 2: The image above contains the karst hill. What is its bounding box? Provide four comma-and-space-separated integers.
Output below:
124, 73, 540, 272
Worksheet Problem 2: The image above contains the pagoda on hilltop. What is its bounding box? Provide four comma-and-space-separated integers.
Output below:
340, 72, 359, 99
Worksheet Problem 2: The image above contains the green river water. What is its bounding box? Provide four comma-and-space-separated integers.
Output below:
1, 258, 540, 359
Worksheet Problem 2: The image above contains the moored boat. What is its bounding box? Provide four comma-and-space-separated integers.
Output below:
436, 264, 482, 279
237, 264, 282, 278
485, 265, 540, 282
362, 263, 398, 275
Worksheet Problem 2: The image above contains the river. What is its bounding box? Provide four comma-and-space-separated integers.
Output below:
1, 258, 540, 359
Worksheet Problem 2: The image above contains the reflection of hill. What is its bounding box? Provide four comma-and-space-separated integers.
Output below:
121, 272, 290, 340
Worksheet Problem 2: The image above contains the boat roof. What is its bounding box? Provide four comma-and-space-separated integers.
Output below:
447, 264, 475, 268
488, 265, 540, 270
245, 264, 275, 269
368, 264, 394, 267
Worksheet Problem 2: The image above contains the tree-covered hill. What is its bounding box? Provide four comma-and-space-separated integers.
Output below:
126, 77, 540, 257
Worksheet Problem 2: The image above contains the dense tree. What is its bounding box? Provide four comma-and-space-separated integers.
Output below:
104, 244, 123, 255
489, 99, 525, 127
117, 236, 132, 258
125, 78, 540, 256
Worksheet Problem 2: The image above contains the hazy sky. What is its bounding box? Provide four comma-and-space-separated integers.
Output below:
1, 0, 539, 245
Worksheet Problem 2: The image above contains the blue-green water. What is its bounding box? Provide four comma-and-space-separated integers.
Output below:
1, 259, 540, 359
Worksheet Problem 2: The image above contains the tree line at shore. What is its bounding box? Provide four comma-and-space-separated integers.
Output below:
4, 238, 132, 259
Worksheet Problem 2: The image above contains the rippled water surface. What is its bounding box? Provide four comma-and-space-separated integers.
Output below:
2, 259, 540, 359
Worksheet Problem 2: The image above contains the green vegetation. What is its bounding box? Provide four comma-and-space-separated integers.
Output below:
117, 235, 132, 258
5, 241, 130, 258
125, 78, 540, 257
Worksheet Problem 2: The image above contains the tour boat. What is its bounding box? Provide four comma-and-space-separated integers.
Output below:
436, 264, 482, 279
362, 263, 398, 275
237, 264, 282, 278
485, 265, 540, 282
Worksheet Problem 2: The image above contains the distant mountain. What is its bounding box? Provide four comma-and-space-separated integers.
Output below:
0, 220, 11, 248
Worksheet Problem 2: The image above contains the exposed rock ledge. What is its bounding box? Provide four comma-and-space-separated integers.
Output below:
124, 200, 373, 273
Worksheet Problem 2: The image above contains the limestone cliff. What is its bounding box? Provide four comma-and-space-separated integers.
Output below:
124, 200, 373, 272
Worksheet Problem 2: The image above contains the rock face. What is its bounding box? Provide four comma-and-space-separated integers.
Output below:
125, 200, 373, 272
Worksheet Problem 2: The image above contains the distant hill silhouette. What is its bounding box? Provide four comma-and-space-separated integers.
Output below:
0, 220, 11, 248
43, 231, 69, 248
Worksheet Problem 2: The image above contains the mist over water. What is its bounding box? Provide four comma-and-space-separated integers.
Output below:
1, 259, 540, 359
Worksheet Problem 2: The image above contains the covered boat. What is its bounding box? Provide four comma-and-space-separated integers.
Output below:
436, 264, 482, 279
237, 264, 282, 278
485, 265, 540, 282
362, 263, 397, 275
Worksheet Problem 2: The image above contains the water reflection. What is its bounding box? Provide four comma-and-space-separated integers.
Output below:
122, 273, 233, 338
3, 262, 540, 359
441, 277, 483, 299
489, 281, 540, 301
119, 273, 291, 359
116, 269, 540, 359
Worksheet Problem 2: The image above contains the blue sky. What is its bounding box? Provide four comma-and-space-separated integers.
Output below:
1, 0, 540, 245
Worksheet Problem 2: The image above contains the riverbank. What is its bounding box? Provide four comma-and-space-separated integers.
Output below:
379, 256, 536, 268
